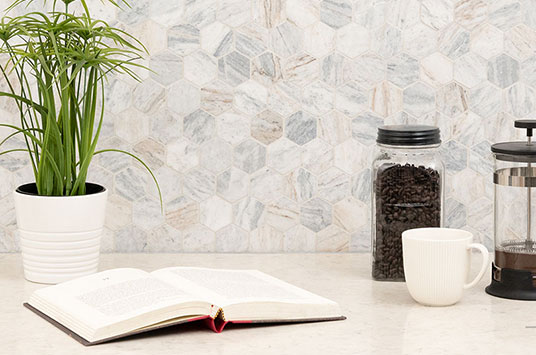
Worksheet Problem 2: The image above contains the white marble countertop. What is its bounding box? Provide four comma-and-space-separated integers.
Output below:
1, 253, 535, 354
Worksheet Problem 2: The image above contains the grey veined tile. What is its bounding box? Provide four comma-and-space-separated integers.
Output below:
199, 138, 233, 174
487, 54, 520, 88
168, 80, 200, 117
167, 139, 199, 172
234, 197, 265, 231
215, 224, 249, 252
200, 21, 233, 58
300, 197, 332, 232
217, 110, 250, 145
115, 226, 148, 252
132, 79, 165, 114
301, 140, 333, 175
235, 24, 269, 58
183, 109, 216, 145
336, 81, 369, 116
183, 225, 216, 252
402, 22, 437, 59
441, 140, 467, 173
453, 52, 488, 89
352, 168, 372, 203
251, 52, 283, 86
146, 225, 182, 253
506, 24, 536, 61
321, 53, 347, 87
316, 225, 349, 252
504, 82, 536, 117
317, 167, 350, 203
181, 0, 218, 28
351, 112, 384, 146
420, 52, 453, 87
403, 82, 435, 118
320, 0, 352, 29
267, 138, 302, 174
468, 141, 493, 176
301, 81, 334, 116
285, 168, 317, 203
386, 53, 419, 88
234, 139, 267, 173
285, 111, 317, 145
445, 198, 466, 229
200, 196, 233, 231
521, 56, 536, 88
149, 50, 183, 86
271, 22, 303, 58
436, 82, 468, 118
184, 51, 218, 86
218, 51, 251, 87
420, 0, 453, 30
115, 166, 149, 202
336, 23, 370, 58
468, 83, 502, 118
250, 167, 286, 203
385, 0, 420, 30
470, 24, 504, 60
371, 25, 401, 59
438, 23, 470, 59
353, 0, 386, 30
219, 0, 252, 27
183, 168, 216, 202
217, 167, 250, 202
234, 80, 268, 115
344, 54, 386, 87
488, 0, 522, 31
168, 24, 200, 56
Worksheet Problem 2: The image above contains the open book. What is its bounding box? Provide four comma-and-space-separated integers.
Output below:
25, 267, 345, 345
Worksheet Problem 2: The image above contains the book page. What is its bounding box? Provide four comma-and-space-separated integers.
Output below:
152, 267, 337, 307
31, 268, 208, 331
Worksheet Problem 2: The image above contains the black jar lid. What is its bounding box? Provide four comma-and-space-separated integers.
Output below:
492, 120, 536, 161
377, 125, 441, 146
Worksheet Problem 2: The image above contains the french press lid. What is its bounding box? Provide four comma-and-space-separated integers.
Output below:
492, 120, 536, 162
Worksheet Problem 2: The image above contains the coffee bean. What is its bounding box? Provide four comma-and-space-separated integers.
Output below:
372, 163, 441, 281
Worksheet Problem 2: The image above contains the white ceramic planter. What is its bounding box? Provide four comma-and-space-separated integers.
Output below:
14, 183, 108, 284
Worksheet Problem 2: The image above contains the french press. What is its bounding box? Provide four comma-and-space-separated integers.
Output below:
486, 120, 536, 300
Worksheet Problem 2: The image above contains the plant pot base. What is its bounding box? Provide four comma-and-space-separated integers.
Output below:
20, 231, 102, 284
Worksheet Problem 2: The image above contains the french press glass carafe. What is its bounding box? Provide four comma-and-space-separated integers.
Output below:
486, 120, 536, 300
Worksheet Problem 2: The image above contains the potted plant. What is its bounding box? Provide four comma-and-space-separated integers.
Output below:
0, 0, 160, 284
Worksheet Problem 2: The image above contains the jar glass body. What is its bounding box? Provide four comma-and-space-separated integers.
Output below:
371, 144, 445, 281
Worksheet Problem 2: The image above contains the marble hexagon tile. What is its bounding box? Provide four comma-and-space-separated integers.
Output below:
2, 0, 536, 253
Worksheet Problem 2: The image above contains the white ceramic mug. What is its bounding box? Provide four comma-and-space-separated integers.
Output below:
402, 228, 489, 306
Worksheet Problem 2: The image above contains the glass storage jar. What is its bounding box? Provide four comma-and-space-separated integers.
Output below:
371, 125, 444, 281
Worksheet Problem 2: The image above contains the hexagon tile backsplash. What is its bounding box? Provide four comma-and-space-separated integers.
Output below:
0, 0, 533, 253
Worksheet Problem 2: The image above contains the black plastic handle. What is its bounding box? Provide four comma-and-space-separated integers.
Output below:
515, 120, 536, 137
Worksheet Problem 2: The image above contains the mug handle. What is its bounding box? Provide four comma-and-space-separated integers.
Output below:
463, 243, 489, 289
